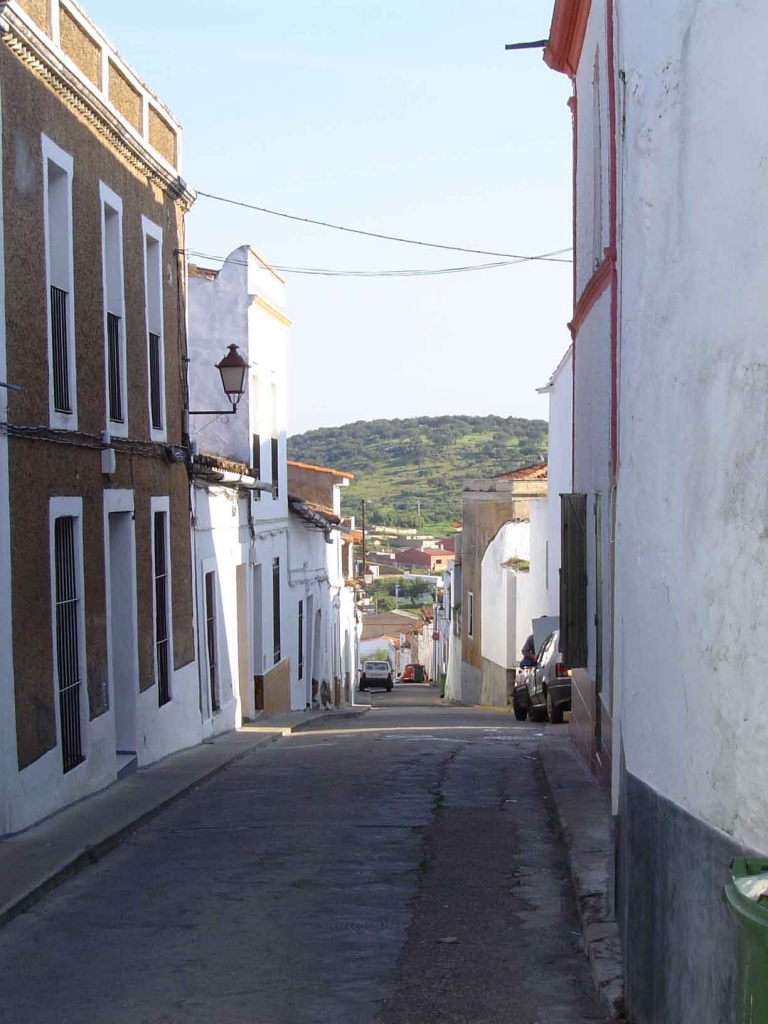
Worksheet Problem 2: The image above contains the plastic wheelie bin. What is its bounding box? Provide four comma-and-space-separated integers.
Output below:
723, 857, 768, 1023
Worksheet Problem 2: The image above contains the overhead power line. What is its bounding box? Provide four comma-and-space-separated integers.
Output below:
195, 190, 573, 263
183, 248, 573, 278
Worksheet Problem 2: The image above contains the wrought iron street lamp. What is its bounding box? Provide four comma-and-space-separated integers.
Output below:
189, 344, 248, 415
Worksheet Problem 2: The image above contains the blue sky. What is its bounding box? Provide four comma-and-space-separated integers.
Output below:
85, 0, 572, 434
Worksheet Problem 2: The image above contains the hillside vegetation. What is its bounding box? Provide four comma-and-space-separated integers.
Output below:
288, 415, 548, 530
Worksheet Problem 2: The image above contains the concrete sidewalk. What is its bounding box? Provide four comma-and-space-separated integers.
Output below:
539, 735, 626, 1021
0, 705, 369, 929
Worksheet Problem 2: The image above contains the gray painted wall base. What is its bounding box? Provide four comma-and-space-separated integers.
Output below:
459, 662, 482, 705
619, 770, 756, 1024
480, 658, 514, 707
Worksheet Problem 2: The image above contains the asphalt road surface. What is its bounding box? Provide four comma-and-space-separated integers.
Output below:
0, 684, 607, 1023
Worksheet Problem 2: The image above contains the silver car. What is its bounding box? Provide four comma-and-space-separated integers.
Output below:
526, 630, 571, 724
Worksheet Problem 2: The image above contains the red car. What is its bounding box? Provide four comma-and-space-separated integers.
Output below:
399, 663, 426, 683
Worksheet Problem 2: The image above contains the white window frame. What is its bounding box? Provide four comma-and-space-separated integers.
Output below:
467, 591, 474, 639
42, 135, 77, 431
49, 496, 88, 768
142, 217, 166, 442
150, 496, 174, 702
99, 183, 128, 437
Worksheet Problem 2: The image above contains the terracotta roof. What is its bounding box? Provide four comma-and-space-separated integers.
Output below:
287, 459, 354, 480
494, 461, 548, 481
188, 264, 219, 281
194, 452, 251, 475
288, 496, 340, 530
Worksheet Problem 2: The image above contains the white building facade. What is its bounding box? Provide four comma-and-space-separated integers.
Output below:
545, 2, 766, 1020
536, 346, 573, 614
188, 249, 294, 721
287, 461, 358, 709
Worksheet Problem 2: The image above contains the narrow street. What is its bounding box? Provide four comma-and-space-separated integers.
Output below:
0, 686, 607, 1024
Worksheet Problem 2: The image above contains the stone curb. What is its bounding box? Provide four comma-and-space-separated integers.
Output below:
0, 731, 284, 930
285, 707, 372, 732
538, 736, 628, 1021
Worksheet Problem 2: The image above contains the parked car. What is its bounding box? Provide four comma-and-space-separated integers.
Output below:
512, 664, 533, 720
359, 661, 393, 692
526, 630, 571, 724
399, 663, 425, 683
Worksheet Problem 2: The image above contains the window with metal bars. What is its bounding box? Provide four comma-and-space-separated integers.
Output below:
252, 433, 261, 501
51, 286, 71, 414
298, 599, 304, 680
149, 332, 162, 431
272, 557, 281, 664
154, 511, 171, 705
205, 571, 219, 713
107, 312, 123, 422
54, 516, 84, 773
143, 221, 165, 436
271, 436, 279, 498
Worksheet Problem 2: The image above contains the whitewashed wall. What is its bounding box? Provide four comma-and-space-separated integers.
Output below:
287, 510, 355, 709
543, 347, 573, 609
574, 0, 611, 292
360, 637, 397, 668
527, 498, 549, 621
615, 0, 768, 852
480, 521, 530, 671
188, 246, 289, 525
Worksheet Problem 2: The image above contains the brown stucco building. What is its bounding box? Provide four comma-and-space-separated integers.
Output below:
0, 0, 198, 835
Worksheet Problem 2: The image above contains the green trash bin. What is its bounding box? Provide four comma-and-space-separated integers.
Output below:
413, 665, 425, 684
723, 857, 768, 1023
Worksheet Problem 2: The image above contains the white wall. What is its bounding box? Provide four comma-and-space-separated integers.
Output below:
188, 246, 289, 525
480, 520, 530, 671
543, 347, 573, 609
287, 507, 356, 709
360, 637, 396, 668
527, 498, 549, 621
614, 0, 768, 852
574, 0, 611, 292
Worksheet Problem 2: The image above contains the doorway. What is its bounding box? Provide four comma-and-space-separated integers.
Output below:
108, 511, 138, 757
252, 564, 263, 710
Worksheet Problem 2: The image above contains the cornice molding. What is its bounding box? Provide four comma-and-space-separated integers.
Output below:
252, 293, 292, 327
1, 6, 195, 208
544, 0, 592, 77
568, 247, 615, 338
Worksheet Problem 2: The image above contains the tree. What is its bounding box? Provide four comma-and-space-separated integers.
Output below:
377, 595, 397, 612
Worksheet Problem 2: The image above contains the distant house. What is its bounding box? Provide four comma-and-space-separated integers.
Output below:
287, 460, 358, 708
446, 464, 548, 707
361, 609, 420, 641
395, 547, 455, 572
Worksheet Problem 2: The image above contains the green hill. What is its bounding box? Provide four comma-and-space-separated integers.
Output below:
288, 415, 548, 531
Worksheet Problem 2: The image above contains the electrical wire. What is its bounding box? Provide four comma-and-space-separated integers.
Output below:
182, 247, 573, 278
195, 190, 573, 263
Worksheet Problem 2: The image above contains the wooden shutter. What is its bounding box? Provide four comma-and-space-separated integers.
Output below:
560, 493, 588, 668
